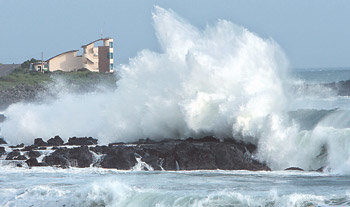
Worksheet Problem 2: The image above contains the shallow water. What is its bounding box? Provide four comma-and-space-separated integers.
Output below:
1, 167, 349, 207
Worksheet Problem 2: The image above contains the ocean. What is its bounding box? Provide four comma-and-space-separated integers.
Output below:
1, 7, 350, 207
1, 167, 350, 207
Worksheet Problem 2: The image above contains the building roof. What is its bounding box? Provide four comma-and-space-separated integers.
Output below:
81, 38, 112, 48
46, 50, 79, 61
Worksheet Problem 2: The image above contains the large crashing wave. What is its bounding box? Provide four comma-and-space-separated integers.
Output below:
1, 6, 288, 144
2, 6, 350, 173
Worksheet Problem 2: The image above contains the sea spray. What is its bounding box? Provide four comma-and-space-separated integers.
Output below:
0, 6, 288, 145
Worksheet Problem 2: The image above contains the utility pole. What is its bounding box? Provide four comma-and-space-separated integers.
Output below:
41, 52, 44, 73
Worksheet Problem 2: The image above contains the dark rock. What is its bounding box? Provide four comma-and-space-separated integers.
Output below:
90, 145, 109, 154
14, 155, 27, 160
6, 151, 20, 160
0, 147, 5, 155
43, 146, 93, 168
38, 147, 47, 150
24, 136, 271, 171
47, 136, 64, 146
285, 167, 304, 171
134, 138, 156, 144
108, 142, 125, 146
9, 143, 24, 148
26, 158, 39, 167
17, 164, 22, 167
66, 137, 98, 145
28, 150, 41, 158
98, 137, 270, 171
194, 136, 220, 143
34, 138, 47, 146
0, 137, 7, 144
44, 154, 69, 168
316, 167, 325, 172
100, 146, 137, 170
21, 145, 38, 151
0, 114, 5, 123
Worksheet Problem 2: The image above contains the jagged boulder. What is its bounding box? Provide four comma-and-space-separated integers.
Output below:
6, 151, 20, 160
28, 150, 41, 158
100, 146, 137, 170
90, 145, 109, 154
66, 137, 98, 145
133, 140, 269, 171
44, 154, 69, 168
21, 145, 38, 151
9, 143, 24, 148
43, 146, 93, 168
0, 146, 5, 155
26, 158, 39, 167
14, 155, 27, 160
47, 136, 64, 146
34, 138, 47, 146
0, 114, 5, 123
0, 138, 7, 145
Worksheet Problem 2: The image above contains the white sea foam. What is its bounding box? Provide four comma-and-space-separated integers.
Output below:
2, 175, 349, 207
0, 6, 287, 145
2, 6, 350, 173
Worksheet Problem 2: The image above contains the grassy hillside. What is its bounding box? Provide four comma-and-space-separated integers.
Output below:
0, 64, 118, 110
0, 67, 117, 90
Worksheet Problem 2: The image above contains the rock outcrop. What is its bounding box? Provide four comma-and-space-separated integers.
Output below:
44, 146, 93, 168
66, 137, 98, 145
34, 138, 48, 146
0, 146, 5, 155
1, 136, 271, 171
47, 136, 64, 146
0, 138, 6, 145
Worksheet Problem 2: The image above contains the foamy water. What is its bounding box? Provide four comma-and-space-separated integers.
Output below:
1, 167, 350, 207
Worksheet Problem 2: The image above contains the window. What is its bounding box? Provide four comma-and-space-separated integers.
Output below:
110, 64, 113, 70
37, 66, 42, 71
108, 52, 113, 59
109, 42, 113, 48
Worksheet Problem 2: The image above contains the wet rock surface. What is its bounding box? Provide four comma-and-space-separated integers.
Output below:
0, 136, 271, 171
66, 137, 98, 145
0, 114, 5, 123
0, 138, 6, 145
47, 136, 64, 146
285, 167, 304, 171
44, 146, 93, 168
34, 138, 47, 146
0, 147, 5, 155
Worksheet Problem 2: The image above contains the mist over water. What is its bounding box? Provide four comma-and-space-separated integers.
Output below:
2, 6, 350, 173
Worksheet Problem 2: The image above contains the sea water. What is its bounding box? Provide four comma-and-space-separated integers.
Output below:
2, 6, 350, 206
1, 167, 350, 207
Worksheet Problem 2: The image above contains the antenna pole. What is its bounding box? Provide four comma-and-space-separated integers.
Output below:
41, 52, 44, 73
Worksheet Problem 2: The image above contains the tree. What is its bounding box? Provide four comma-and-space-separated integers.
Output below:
21, 58, 39, 69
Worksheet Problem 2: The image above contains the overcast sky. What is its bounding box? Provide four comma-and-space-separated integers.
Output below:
0, 0, 349, 69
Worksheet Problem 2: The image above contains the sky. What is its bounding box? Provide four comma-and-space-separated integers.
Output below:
0, 0, 349, 69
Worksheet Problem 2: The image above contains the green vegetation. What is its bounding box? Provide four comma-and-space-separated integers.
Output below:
0, 59, 117, 90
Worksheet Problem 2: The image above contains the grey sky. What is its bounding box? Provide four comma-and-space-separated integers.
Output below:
0, 0, 349, 68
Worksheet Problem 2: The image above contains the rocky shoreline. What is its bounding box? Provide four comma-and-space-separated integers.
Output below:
0, 136, 270, 171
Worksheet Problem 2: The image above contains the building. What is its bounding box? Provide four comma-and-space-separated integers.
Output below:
33, 38, 114, 73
